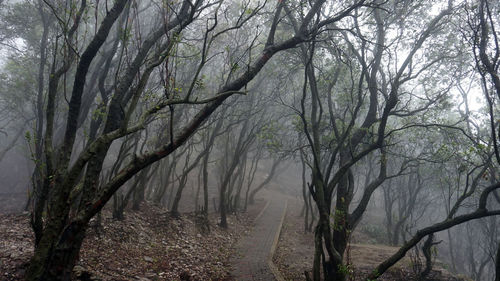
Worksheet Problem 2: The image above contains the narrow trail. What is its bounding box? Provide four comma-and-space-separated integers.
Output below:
230, 192, 287, 281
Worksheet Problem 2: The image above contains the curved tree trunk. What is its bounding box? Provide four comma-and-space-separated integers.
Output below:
219, 114, 256, 227
171, 114, 223, 216
419, 234, 435, 280
243, 146, 262, 211
202, 148, 210, 215
367, 200, 500, 280
232, 162, 245, 211
300, 151, 310, 232
248, 157, 281, 204
153, 155, 177, 205
132, 166, 154, 210
27, 214, 88, 281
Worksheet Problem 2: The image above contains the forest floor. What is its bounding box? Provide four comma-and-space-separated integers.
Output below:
0, 199, 266, 281
272, 198, 470, 281
0, 190, 472, 281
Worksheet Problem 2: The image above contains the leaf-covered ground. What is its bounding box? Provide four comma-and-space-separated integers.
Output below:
0, 213, 32, 280
0, 200, 265, 281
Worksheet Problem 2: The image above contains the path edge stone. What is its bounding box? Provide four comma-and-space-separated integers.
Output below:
268, 199, 287, 281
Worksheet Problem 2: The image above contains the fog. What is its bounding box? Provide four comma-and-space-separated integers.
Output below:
0, 0, 499, 280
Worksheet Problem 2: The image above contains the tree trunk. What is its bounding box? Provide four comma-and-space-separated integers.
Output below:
219, 187, 228, 228
112, 193, 125, 220
249, 157, 281, 204
113, 172, 141, 220
132, 170, 149, 210
199, 113, 224, 215
243, 147, 262, 212
219, 157, 239, 228
232, 154, 247, 211
195, 164, 203, 211
495, 241, 500, 281
313, 211, 345, 281
170, 176, 188, 217
312, 223, 323, 281
419, 234, 434, 280
308, 190, 315, 232
30, 0, 50, 245
26, 218, 87, 281
202, 149, 210, 215
219, 118, 254, 227
446, 229, 457, 272
171, 143, 211, 216
392, 220, 404, 246
153, 156, 175, 205
301, 152, 310, 232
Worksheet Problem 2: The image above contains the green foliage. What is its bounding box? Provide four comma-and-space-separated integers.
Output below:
230, 62, 239, 72
331, 209, 345, 231
370, 269, 380, 279
91, 105, 107, 121
291, 115, 304, 133
0, 1, 42, 47
256, 121, 283, 152
337, 263, 354, 277
24, 131, 31, 143
195, 75, 206, 90
25, 130, 42, 167
120, 26, 132, 43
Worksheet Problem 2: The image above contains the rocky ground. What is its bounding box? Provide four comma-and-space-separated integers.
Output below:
0, 200, 265, 281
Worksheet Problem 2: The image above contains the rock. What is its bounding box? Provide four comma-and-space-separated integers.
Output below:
143, 256, 153, 263
73, 265, 86, 274
73, 265, 97, 281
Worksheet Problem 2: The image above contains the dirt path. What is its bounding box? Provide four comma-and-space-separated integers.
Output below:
230, 192, 287, 281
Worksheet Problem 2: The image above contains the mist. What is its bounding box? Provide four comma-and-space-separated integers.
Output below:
0, 0, 499, 281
